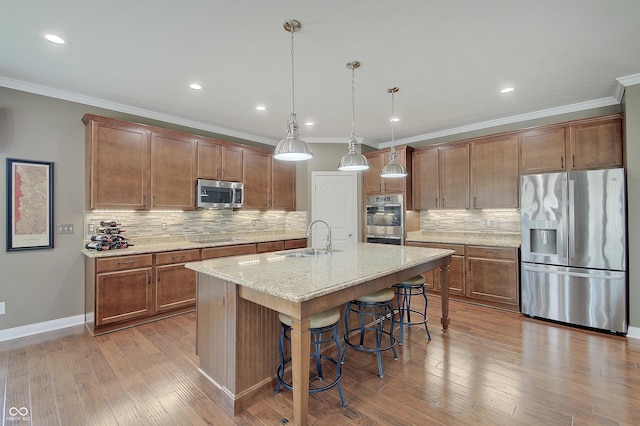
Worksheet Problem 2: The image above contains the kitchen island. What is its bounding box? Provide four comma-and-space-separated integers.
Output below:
186, 242, 453, 425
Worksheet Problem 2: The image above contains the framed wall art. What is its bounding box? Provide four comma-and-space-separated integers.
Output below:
6, 158, 54, 251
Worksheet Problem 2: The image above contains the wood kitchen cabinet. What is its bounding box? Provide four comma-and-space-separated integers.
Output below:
406, 242, 465, 296
155, 249, 199, 312
93, 254, 153, 327
470, 134, 519, 208
519, 127, 567, 174
271, 157, 296, 210
413, 143, 470, 210
83, 115, 150, 210
242, 150, 271, 209
363, 146, 414, 208
466, 245, 519, 310
150, 130, 197, 210
568, 115, 623, 170
197, 139, 243, 181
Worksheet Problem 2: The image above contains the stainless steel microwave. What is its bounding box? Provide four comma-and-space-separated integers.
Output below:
196, 179, 243, 209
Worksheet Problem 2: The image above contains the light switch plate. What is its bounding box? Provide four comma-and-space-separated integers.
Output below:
56, 224, 74, 234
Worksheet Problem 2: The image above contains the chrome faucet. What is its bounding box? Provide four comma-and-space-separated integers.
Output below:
307, 219, 332, 253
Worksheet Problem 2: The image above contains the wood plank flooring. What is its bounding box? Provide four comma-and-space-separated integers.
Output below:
1, 297, 639, 425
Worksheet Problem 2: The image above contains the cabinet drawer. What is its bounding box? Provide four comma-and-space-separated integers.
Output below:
284, 238, 308, 249
96, 254, 153, 273
408, 242, 465, 256
257, 241, 285, 253
466, 246, 516, 260
202, 243, 257, 259
156, 249, 200, 266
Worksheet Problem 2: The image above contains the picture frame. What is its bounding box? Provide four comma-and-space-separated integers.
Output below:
6, 158, 54, 251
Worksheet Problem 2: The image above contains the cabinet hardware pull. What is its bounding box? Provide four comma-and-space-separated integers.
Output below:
474, 196, 477, 208
442, 198, 444, 208
561, 156, 564, 169
158, 270, 161, 281
572, 155, 575, 168
117, 260, 135, 265
172, 255, 185, 259
435, 198, 438, 208
222, 294, 226, 306
143, 195, 146, 207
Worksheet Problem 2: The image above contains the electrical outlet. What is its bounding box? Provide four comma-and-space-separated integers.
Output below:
0, 302, 5, 315
161, 223, 167, 230
88, 224, 94, 233
56, 224, 75, 234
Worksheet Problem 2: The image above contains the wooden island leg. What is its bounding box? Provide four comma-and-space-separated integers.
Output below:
290, 316, 311, 425
439, 264, 450, 332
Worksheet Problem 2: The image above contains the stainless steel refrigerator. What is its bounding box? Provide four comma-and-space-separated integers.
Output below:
520, 168, 627, 334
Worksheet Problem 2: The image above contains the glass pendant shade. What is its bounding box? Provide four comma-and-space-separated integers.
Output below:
274, 19, 313, 162
338, 136, 369, 171
380, 86, 407, 178
274, 112, 313, 161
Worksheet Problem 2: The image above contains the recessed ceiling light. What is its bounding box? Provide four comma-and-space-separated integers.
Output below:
189, 83, 203, 90
44, 34, 65, 44
256, 105, 266, 111
501, 87, 515, 94
305, 121, 314, 126
390, 117, 400, 122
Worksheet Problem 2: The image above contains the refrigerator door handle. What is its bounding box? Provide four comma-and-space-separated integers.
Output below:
568, 178, 575, 261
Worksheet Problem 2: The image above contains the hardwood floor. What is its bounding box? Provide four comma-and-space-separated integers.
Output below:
2, 297, 639, 425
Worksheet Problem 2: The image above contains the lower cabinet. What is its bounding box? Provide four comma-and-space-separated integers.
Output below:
155, 249, 200, 312
407, 241, 520, 312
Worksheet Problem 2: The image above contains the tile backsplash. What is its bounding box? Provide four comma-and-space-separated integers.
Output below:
84, 210, 308, 241
419, 209, 520, 233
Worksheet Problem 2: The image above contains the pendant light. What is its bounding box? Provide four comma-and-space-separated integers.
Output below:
380, 87, 408, 178
338, 61, 369, 171
273, 19, 313, 161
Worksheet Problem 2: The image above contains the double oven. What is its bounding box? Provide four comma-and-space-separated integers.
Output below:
365, 194, 404, 245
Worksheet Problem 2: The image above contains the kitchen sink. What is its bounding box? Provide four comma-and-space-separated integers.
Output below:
277, 248, 341, 258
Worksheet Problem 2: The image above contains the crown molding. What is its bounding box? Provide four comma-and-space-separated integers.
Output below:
304, 136, 378, 148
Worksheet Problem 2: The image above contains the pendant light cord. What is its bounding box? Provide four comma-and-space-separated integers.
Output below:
351, 65, 356, 137
390, 89, 396, 154
289, 20, 296, 115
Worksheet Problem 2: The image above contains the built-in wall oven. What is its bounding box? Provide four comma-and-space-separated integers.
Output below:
365, 194, 404, 245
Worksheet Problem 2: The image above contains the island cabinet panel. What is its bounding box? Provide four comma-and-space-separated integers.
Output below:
84, 116, 150, 210
155, 249, 200, 312
407, 242, 465, 295
470, 134, 519, 209
242, 150, 271, 210
150, 131, 197, 210
519, 127, 567, 174
197, 139, 244, 182
466, 246, 519, 310
95, 255, 153, 326
201, 244, 257, 259
568, 115, 623, 170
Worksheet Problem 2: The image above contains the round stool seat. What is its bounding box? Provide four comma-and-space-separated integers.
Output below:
355, 288, 395, 303
396, 275, 425, 287
278, 308, 341, 329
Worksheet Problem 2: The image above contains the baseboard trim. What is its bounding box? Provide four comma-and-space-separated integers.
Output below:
0, 315, 85, 343
626, 326, 640, 340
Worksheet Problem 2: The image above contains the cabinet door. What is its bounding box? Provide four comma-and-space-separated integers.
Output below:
413, 147, 439, 210
519, 127, 566, 174
433, 254, 466, 296
568, 117, 623, 170
243, 150, 270, 210
363, 153, 383, 194
96, 268, 152, 325
271, 158, 296, 210
221, 145, 244, 182
471, 135, 518, 208
197, 140, 222, 179
440, 143, 470, 209
87, 119, 150, 210
151, 132, 197, 209
466, 246, 518, 306
156, 264, 197, 312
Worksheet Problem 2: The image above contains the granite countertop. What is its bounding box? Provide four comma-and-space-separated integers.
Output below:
406, 230, 521, 248
81, 231, 308, 258
186, 242, 453, 303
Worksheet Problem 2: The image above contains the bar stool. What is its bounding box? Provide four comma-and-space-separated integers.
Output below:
342, 288, 397, 378
275, 307, 346, 406
393, 275, 431, 345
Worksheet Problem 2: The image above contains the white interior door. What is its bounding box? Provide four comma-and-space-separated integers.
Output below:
311, 171, 358, 250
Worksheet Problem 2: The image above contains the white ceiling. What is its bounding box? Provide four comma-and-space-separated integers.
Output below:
2, 0, 640, 149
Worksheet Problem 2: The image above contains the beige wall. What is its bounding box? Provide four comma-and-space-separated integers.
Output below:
0, 85, 637, 332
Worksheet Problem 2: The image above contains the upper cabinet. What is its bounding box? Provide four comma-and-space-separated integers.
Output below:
271, 158, 296, 211
242, 150, 296, 211
363, 146, 413, 209
84, 115, 150, 210
150, 130, 197, 210
413, 143, 470, 210
568, 115, 623, 170
520, 114, 623, 174
470, 134, 519, 209
197, 139, 243, 181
